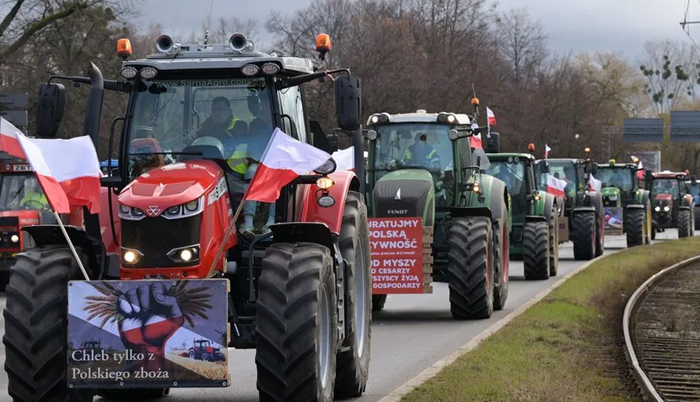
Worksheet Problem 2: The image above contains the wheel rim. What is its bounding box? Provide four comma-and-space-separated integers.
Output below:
319, 285, 331, 388
354, 239, 368, 355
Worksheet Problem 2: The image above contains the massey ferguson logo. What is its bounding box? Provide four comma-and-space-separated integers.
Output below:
146, 205, 161, 217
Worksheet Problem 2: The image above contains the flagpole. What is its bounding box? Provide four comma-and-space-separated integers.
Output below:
53, 210, 91, 281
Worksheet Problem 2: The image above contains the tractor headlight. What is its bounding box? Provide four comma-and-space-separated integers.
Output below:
655, 206, 660, 212
118, 203, 146, 221
316, 177, 335, 189
162, 196, 204, 220
314, 158, 337, 175
121, 248, 143, 265
167, 245, 200, 264
10, 234, 18, 243
664, 206, 670, 211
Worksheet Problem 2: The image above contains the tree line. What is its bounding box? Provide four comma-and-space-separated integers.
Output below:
1, 0, 700, 172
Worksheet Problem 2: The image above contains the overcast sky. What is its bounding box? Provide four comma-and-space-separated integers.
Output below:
132, 0, 698, 62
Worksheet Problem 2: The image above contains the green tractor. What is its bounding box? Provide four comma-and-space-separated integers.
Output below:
485, 144, 561, 280
534, 153, 605, 261
594, 158, 653, 246
364, 103, 512, 320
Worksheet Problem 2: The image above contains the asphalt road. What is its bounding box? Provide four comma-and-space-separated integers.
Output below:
0, 229, 687, 402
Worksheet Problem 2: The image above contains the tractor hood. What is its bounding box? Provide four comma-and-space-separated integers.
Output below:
119, 160, 223, 215
372, 169, 435, 227
654, 194, 673, 203
601, 187, 621, 199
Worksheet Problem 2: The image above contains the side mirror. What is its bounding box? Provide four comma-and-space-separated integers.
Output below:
35, 83, 66, 138
486, 132, 500, 153
334, 75, 361, 131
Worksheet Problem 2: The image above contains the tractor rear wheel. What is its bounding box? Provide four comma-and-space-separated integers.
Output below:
3, 245, 94, 402
371, 295, 387, 312
523, 221, 550, 280
548, 208, 559, 277
256, 242, 338, 402
678, 209, 691, 238
571, 212, 596, 260
626, 208, 645, 247
493, 214, 509, 311
335, 191, 372, 398
448, 216, 493, 320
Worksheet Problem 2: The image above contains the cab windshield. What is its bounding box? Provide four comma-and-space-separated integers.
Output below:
127, 77, 274, 180
596, 167, 634, 190
0, 174, 48, 210
372, 123, 455, 174
485, 159, 528, 219
535, 160, 578, 199
652, 178, 679, 198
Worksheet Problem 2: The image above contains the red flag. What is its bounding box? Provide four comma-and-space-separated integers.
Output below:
245, 128, 333, 203
470, 122, 482, 149
15, 128, 102, 214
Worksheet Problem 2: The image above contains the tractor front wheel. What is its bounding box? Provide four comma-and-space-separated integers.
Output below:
3, 245, 94, 402
335, 191, 372, 398
678, 209, 691, 238
493, 214, 509, 311
447, 216, 494, 320
523, 221, 550, 280
256, 242, 338, 402
626, 208, 645, 247
548, 208, 559, 277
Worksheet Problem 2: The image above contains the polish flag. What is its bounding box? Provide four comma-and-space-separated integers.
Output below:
470, 122, 482, 149
486, 107, 496, 126
589, 174, 602, 192
245, 128, 333, 203
546, 173, 567, 198
15, 131, 102, 214
545, 144, 551, 159
332, 146, 355, 171
0, 117, 27, 159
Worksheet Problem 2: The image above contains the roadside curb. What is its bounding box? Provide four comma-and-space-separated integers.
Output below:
376, 249, 619, 402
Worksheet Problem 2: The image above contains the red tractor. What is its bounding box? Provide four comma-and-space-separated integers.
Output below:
649, 170, 695, 238
0, 151, 83, 290
188, 339, 226, 362
3, 32, 372, 401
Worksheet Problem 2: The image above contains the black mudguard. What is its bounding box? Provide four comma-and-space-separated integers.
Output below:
626, 204, 645, 210
268, 222, 336, 252
525, 215, 547, 223
487, 179, 508, 223
440, 206, 492, 220
22, 224, 102, 278
543, 194, 555, 221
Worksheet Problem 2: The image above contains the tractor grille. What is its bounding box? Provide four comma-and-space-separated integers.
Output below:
121, 215, 201, 268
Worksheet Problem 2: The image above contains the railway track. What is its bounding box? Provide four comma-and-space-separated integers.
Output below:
624, 256, 700, 402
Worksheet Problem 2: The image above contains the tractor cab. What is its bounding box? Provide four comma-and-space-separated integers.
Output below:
534, 159, 585, 211
485, 153, 536, 221
649, 171, 694, 236
364, 109, 497, 225
595, 160, 645, 207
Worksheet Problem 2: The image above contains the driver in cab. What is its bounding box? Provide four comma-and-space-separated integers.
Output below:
185, 96, 243, 147
20, 177, 48, 209
403, 133, 440, 169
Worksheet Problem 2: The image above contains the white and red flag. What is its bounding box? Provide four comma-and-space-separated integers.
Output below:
332, 146, 355, 171
546, 173, 567, 198
0, 117, 103, 214
589, 174, 602, 192
545, 144, 551, 159
470, 122, 482, 149
245, 128, 333, 203
486, 107, 496, 126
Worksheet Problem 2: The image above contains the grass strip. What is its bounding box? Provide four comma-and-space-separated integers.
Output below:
400, 236, 700, 402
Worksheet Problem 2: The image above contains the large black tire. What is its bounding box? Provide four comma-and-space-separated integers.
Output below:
626, 208, 645, 247
447, 216, 493, 320
371, 295, 386, 312
678, 209, 691, 238
3, 245, 94, 402
493, 215, 508, 311
523, 221, 550, 280
334, 191, 371, 399
548, 208, 559, 277
571, 212, 596, 260
256, 242, 338, 402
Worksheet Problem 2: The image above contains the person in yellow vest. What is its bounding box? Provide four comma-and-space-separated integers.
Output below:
185, 96, 242, 152
226, 94, 276, 235
20, 177, 48, 209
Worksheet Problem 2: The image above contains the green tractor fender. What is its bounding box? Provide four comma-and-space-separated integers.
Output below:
452, 174, 511, 232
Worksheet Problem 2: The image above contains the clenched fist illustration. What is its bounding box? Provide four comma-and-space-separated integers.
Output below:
116, 282, 185, 365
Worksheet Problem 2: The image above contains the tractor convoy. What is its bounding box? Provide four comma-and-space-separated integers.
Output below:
0, 28, 693, 402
